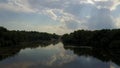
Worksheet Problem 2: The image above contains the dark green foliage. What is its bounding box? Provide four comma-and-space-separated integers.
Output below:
0, 27, 60, 47
0, 26, 7, 32
62, 29, 120, 48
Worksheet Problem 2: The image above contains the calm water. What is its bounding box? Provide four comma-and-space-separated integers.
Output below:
0, 42, 120, 68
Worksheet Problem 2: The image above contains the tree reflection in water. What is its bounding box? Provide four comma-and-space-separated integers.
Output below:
0, 42, 120, 68
0, 41, 58, 61
64, 45, 120, 67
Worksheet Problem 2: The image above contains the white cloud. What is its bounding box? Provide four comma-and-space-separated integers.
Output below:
0, 0, 120, 33
114, 17, 120, 28
0, 0, 34, 13
45, 9, 58, 20
110, 1, 120, 10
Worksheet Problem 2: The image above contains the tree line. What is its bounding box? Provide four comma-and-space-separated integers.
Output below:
1, 26, 120, 48
0, 26, 60, 47
62, 29, 120, 48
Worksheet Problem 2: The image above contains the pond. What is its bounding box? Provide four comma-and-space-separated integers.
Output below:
0, 42, 120, 68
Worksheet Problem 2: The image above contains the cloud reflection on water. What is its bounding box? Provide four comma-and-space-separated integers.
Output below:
0, 42, 115, 68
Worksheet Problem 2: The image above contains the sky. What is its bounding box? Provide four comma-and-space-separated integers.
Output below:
0, 0, 120, 35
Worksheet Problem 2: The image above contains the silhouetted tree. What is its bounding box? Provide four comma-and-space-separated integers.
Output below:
62, 29, 120, 48
0, 27, 60, 47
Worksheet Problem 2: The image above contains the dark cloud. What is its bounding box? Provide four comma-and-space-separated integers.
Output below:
63, 3, 115, 30
0, 0, 8, 3
64, 3, 98, 21
87, 8, 115, 30
28, 0, 65, 9
94, 0, 113, 8
65, 20, 79, 30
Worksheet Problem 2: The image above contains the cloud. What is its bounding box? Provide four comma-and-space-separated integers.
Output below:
45, 9, 58, 20
29, 25, 70, 35
65, 20, 80, 30
0, 0, 120, 34
112, 4, 120, 17
0, 0, 34, 13
87, 8, 115, 30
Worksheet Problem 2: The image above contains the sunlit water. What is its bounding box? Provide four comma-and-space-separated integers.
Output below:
0, 42, 119, 68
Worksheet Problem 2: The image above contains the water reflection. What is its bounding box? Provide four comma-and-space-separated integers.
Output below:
64, 45, 120, 66
0, 42, 120, 68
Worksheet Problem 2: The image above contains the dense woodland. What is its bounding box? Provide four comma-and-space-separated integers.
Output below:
0, 27, 60, 47
62, 29, 120, 48
1, 26, 120, 48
